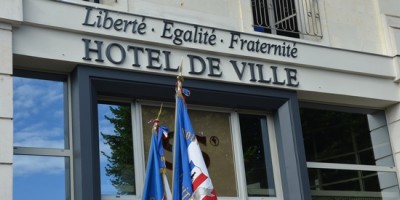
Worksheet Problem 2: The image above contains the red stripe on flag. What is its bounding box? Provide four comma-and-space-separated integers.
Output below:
202, 189, 217, 200
192, 173, 208, 191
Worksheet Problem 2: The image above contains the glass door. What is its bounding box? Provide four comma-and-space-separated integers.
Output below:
97, 100, 283, 200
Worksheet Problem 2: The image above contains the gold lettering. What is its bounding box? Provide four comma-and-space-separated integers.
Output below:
182, 187, 191, 200
186, 131, 191, 140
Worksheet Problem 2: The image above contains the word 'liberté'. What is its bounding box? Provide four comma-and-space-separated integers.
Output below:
82, 38, 299, 87
82, 7, 147, 34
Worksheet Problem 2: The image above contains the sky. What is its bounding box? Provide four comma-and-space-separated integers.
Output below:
13, 77, 119, 199
13, 77, 66, 200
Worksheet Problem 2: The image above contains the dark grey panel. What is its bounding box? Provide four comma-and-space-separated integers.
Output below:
71, 65, 311, 200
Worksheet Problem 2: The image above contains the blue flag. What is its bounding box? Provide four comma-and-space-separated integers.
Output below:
143, 126, 170, 200
173, 95, 194, 200
172, 84, 217, 200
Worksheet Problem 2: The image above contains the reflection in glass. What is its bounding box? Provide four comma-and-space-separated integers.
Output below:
13, 155, 67, 200
98, 103, 135, 195
141, 105, 237, 196
309, 169, 400, 199
301, 108, 400, 199
301, 108, 394, 167
239, 114, 276, 197
13, 77, 65, 149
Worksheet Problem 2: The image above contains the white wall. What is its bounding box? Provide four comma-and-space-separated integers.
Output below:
0, 1, 22, 199
61, 0, 399, 56
379, 0, 400, 186
0, 23, 14, 200
10, 0, 399, 110
123, 0, 390, 55
4, 0, 400, 198
0, 0, 22, 24
127, 0, 242, 30
318, 0, 385, 54
379, 0, 400, 17
386, 104, 400, 190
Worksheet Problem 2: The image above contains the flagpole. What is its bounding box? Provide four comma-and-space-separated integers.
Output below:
172, 57, 184, 199
155, 103, 164, 175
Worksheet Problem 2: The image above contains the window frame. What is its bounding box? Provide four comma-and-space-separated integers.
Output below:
300, 104, 400, 199
71, 65, 311, 200
251, 0, 300, 38
13, 70, 73, 200
249, 0, 323, 39
96, 99, 136, 198
97, 99, 285, 200
232, 111, 284, 199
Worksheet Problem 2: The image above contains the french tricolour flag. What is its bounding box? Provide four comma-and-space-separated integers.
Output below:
172, 77, 217, 200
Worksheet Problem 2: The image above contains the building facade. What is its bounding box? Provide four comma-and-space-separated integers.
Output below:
1, 0, 400, 199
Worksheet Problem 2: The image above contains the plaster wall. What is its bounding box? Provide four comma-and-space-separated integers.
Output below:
15, 0, 400, 109
379, 0, 400, 17
320, 0, 385, 54
0, 23, 14, 200
3, 0, 400, 198
124, 0, 388, 55
0, 0, 22, 24
127, 0, 242, 30
62, 0, 400, 56
385, 103, 400, 188
0, 2, 21, 200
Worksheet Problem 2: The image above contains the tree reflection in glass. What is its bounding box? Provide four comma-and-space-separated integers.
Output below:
301, 108, 400, 199
98, 103, 135, 195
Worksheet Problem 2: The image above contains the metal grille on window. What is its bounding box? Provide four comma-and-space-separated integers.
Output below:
251, 0, 322, 39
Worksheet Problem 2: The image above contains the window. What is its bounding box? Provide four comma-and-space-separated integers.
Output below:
141, 104, 238, 197
98, 103, 135, 196
300, 107, 400, 199
72, 66, 310, 200
13, 73, 71, 200
97, 95, 288, 199
95, 99, 283, 199
239, 114, 277, 197
251, 0, 322, 38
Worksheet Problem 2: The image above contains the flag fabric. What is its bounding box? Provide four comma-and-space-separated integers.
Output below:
142, 123, 171, 200
172, 77, 217, 200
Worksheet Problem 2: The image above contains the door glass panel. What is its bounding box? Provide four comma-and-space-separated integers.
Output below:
141, 105, 237, 196
98, 103, 135, 195
239, 114, 276, 197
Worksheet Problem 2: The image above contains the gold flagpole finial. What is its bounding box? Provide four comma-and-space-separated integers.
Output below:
177, 56, 184, 81
151, 103, 163, 133
156, 103, 163, 121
